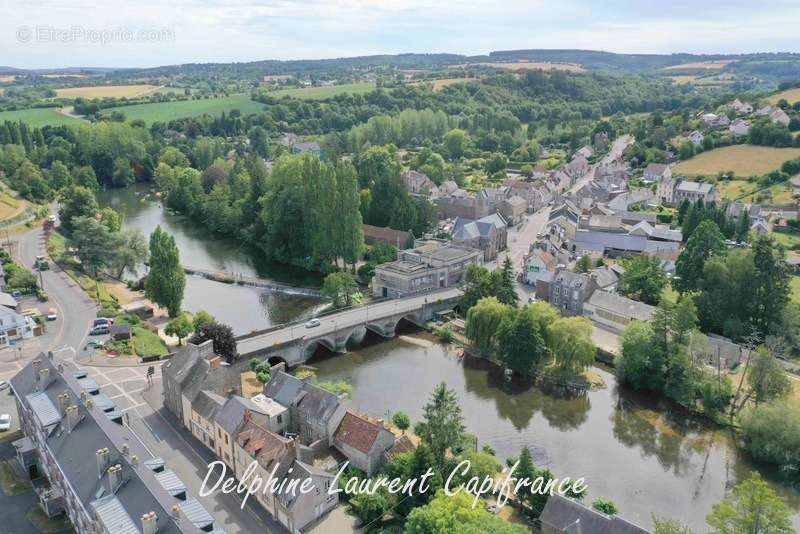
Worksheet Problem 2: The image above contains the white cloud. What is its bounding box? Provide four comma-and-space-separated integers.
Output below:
1, 0, 799, 68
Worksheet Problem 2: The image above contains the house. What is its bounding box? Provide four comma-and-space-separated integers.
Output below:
750, 218, 771, 235
730, 98, 753, 114
700, 112, 719, 125
770, 108, 791, 126
608, 189, 653, 211
583, 290, 656, 331
263, 369, 346, 446
588, 264, 625, 292
438, 180, 459, 196
546, 201, 581, 241
403, 170, 439, 197
593, 131, 610, 150
452, 214, 508, 261
674, 180, 718, 205
214, 394, 281, 471
499, 195, 527, 225
435, 192, 494, 220
523, 248, 557, 286
9, 354, 217, 534
0, 291, 18, 310
540, 494, 651, 534
0, 305, 35, 346
585, 215, 626, 233
729, 118, 751, 137
642, 163, 671, 183
570, 225, 681, 260
687, 130, 704, 146
273, 461, 338, 533
503, 178, 552, 212
333, 411, 395, 476
576, 145, 594, 159
549, 269, 598, 316
564, 154, 589, 178
371, 239, 482, 298
362, 224, 413, 249
188, 390, 225, 451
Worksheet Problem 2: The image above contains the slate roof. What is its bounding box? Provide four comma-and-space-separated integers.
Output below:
643, 163, 669, 177
540, 494, 651, 534
265, 370, 342, 426
334, 411, 391, 454
0, 291, 17, 308
586, 290, 656, 321
676, 181, 714, 195
9, 355, 208, 534
264, 371, 305, 408
192, 390, 225, 421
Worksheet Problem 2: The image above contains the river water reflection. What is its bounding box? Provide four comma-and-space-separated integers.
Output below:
311, 331, 800, 532
97, 186, 324, 334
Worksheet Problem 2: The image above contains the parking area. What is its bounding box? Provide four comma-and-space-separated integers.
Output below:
0, 386, 20, 436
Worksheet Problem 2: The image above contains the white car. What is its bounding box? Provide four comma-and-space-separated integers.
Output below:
0, 414, 10, 432
304, 318, 321, 328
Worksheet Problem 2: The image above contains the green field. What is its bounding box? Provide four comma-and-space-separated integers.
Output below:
791, 276, 800, 305
673, 145, 800, 177
267, 82, 376, 100
0, 107, 82, 127
104, 94, 266, 123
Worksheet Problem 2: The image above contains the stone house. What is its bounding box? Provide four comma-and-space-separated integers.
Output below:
403, 170, 439, 197
333, 411, 395, 476
540, 494, 651, 534
188, 390, 225, 452
523, 248, 557, 288
688, 130, 704, 146
549, 269, 598, 316
214, 394, 279, 471
546, 201, 581, 241
263, 370, 346, 446
730, 98, 753, 114
729, 118, 751, 137
274, 461, 338, 533
452, 213, 508, 261
499, 195, 528, 225
642, 163, 671, 183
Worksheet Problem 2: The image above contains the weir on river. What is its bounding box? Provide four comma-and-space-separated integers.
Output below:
182, 265, 322, 297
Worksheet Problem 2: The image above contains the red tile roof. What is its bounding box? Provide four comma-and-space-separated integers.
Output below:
334, 412, 385, 454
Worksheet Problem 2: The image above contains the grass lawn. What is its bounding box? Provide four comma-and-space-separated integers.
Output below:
0, 107, 82, 127
132, 325, 168, 358
55, 84, 158, 99
0, 191, 25, 220
26, 506, 74, 534
0, 461, 32, 496
104, 94, 266, 123
673, 145, 800, 178
268, 82, 376, 100
766, 87, 800, 105
772, 231, 800, 249
791, 276, 800, 305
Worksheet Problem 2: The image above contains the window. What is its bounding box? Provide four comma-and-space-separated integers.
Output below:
277, 415, 283, 424
225, 435, 229, 445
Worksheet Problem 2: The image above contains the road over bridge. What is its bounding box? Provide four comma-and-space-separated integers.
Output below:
236, 287, 462, 366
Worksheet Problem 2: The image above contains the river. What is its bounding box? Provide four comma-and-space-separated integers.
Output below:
311, 330, 800, 532
99, 186, 799, 531
97, 185, 325, 334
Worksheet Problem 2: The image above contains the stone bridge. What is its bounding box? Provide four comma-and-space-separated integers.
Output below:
235, 287, 462, 366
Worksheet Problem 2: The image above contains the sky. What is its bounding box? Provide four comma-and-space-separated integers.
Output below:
3, 0, 800, 69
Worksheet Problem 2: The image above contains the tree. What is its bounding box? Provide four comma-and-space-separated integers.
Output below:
750, 236, 791, 337
735, 210, 750, 242
615, 320, 662, 391
443, 129, 468, 160
496, 306, 547, 376
322, 271, 358, 308
548, 317, 596, 376
112, 157, 135, 187
414, 382, 465, 470
192, 310, 215, 331
706, 472, 793, 534
653, 517, 694, 534
350, 490, 391, 528
671, 293, 699, 347
58, 185, 99, 234
497, 257, 519, 307
675, 220, 725, 293
576, 255, 591, 273
622, 254, 667, 305
165, 314, 193, 345
250, 359, 272, 384
465, 296, 509, 353
190, 321, 238, 363
145, 226, 186, 317
406, 491, 527, 534
592, 498, 618, 515
746, 346, 791, 405
741, 400, 800, 472
68, 215, 122, 276
112, 230, 149, 278
99, 207, 122, 233
392, 411, 410, 434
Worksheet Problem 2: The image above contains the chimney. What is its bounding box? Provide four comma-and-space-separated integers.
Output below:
294, 440, 314, 464
86, 398, 94, 410
57, 363, 64, 374
131, 455, 139, 467
141, 512, 158, 534
57, 392, 70, 416
121, 443, 129, 456
195, 339, 215, 360
65, 405, 80, 433
80, 390, 87, 402
106, 464, 122, 494
47, 350, 54, 360
171, 504, 181, 519
96, 448, 110, 478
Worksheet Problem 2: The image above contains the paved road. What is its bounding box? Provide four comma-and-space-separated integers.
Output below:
237, 287, 463, 356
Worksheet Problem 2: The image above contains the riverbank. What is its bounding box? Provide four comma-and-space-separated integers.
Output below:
310, 329, 800, 531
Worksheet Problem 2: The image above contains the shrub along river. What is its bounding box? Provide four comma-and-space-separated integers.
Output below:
101, 186, 800, 531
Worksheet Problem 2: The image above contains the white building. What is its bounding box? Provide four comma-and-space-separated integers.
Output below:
0, 306, 35, 346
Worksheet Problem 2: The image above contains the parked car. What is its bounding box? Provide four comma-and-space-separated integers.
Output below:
85, 340, 104, 350
304, 318, 321, 328
46, 308, 57, 321
90, 324, 110, 336
93, 317, 114, 327
0, 380, 8, 391
0, 414, 10, 432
